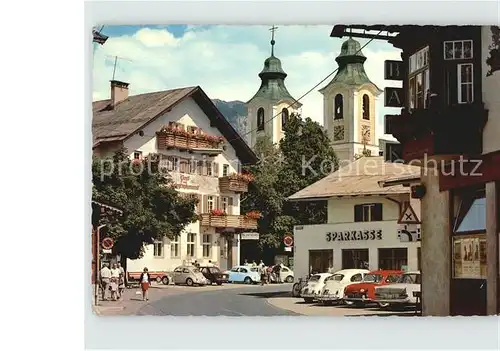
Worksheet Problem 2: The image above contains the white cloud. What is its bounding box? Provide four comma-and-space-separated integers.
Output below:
93, 25, 401, 141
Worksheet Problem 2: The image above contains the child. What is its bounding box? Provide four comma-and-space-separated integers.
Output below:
118, 273, 125, 299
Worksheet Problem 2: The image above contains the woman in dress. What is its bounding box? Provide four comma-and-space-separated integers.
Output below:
139, 267, 152, 301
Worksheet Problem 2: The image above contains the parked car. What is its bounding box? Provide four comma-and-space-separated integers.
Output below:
278, 265, 295, 283
374, 271, 421, 309
343, 270, 403, 307
199, 265, 228, 285
300, 273, 333, 303
172, 265, 208, 286
317, 269, 370, 305
127, 271, 172, 286
225, 265, 261, 284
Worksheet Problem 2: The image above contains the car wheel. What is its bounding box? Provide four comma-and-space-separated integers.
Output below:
244, 277, 252, 284
292, 283, 301, 297
344, 300, 354, 306
156, 277, 162, 284
186, 278, 194, 286
354, 301, 365, 308
285, 276, 294, 283
216, 282, 222, 286
161, 276, 169, 285
378, 302, 390, 309
206, 280, 212, 285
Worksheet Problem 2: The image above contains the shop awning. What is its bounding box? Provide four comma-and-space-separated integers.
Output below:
92, 200, 123, 216
454, 196, 486, 233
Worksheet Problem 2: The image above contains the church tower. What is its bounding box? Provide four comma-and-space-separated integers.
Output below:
246, 26, 302, 149
319, 37, 382, 162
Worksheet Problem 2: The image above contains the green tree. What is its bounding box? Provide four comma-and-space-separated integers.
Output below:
242, 113, 338, 252
92, 148, 198, 259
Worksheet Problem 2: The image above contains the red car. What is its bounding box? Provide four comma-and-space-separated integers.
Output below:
344, 270, 403, 307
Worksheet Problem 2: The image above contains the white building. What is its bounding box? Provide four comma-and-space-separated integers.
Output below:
93, 81, 258, 272
319, 37, 383, 162
288, 156, 422, 280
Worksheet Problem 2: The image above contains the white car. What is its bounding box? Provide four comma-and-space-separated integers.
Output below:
317, 269, 370, 305
374, 271, 421, 308
300, 273, 332, 303
279, 265, 294, 283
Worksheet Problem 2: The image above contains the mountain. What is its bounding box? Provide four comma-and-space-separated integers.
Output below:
212, 99, 248, 142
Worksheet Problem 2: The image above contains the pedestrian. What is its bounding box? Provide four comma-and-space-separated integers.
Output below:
139, 267, 151, 301
258, 260, 265, 269
251, 260, 257, 267
243, 259, 249, 266
118, 273, 125, 299
260, 264, 267, 286
109, 263, 120, 300
117, 262, 127, 287
100, 263, 111, 301
273, 264, 281, 284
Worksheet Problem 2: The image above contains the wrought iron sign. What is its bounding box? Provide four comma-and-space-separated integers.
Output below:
326, 230, 383, 242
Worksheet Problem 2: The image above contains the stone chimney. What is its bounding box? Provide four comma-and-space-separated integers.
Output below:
110, 80, 129, 108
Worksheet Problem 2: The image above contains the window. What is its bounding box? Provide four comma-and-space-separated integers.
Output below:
342, 249, 369, 269
378, 248, 408, 270
189, 159, 197, 174
230, 267, 239, 272
221, 196, 229, 213
308, 249, 333, 274
327, 274, 344, 282
457, 63, 474, 104
408, 46, 430, 109
197, 160, 204, 175
133, 151, 142, 160
363, 274, 383, 283
354, 203, 383, 222
170, 236, 180, 258
444, 40, 473, 60
281, 108, 289, 128
362, 94, 370, 120
257, 108, 265, 131
202, 234, 212, 258
153, 240, 163, 257
386, 274, 402, 283
350, 273, 364, 282
172, 157, 179, 172
206, 161, 212, 176
187, 233, 196, 257
239, 267, 248, 273
207, 196, 215, 212
222, 164, 229, 177
334, 94, 343, 119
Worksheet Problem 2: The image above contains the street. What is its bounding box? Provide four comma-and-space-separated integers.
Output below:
94, 282, 417, 317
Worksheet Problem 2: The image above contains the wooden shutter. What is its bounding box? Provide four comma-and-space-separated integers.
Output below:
213, 162, 219, 177
197, 160, 203, 175
167, 156, 174, 171
354, 205, 363, 222
228, 196, 234, 215
215, 196, 221, 210
202, 161, 208, 176
196, 194, 202, 214
372, 203, 383, 221
203, 195, 208, 214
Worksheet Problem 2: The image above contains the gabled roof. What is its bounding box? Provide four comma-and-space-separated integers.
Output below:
92, 86, 257, 165
288, 156, 421, 201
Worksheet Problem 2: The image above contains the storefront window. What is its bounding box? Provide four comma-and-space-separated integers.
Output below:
342, 249, 369, 269
378, 248, 408, 270
408, 46, 430, 109
308, 249, 333, 275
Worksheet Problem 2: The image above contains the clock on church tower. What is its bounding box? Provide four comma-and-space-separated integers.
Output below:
319, 37, 383, 162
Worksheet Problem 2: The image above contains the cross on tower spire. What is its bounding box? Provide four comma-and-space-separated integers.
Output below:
269, 25, 278, 56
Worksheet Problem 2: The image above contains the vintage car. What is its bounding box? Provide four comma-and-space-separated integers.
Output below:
374, 271, 421, 309
172, 265, 208, 286
317, 269, 370, 305
300, 273, 333, 303
279, 265, 295, 283
199, 265, 228, 285
225, 265, 261, 284
343, 270, 403, 307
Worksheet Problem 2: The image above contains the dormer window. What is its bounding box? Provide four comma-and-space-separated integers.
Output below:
334, 94, 343, 119
408, 46, 430, 110
257, 108, 265, 131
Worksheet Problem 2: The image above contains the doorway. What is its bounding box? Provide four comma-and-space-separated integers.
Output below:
308, 250, 333, 275
378, 248, 408, 270
342, 249, 369, 269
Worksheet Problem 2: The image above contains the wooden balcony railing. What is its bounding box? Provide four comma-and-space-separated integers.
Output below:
199, 214, 258, 230
219, 176, 250, 193
157, 131, 222, 150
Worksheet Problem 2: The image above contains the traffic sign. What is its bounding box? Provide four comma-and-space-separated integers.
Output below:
102, 237, 114, 250
398, 203, 421, 224
283, 235, 294, 247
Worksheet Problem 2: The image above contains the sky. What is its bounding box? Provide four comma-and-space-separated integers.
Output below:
92, 25, 402, 141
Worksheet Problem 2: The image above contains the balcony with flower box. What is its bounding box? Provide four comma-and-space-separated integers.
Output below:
156, 125, 224, 155
219, 173, 254, 193
200, 209, 260, 230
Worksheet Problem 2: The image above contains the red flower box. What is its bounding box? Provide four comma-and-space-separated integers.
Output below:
245, 211, 262, 220
210, 209, 226, 216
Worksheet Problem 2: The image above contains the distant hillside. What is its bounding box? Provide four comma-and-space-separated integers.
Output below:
212, 99, 248, 142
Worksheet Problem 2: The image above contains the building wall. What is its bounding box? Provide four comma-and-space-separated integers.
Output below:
481, 26, 500, 155
113, 97, 245, 273
327, 195, 405, 224
293, 220, 420, 280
